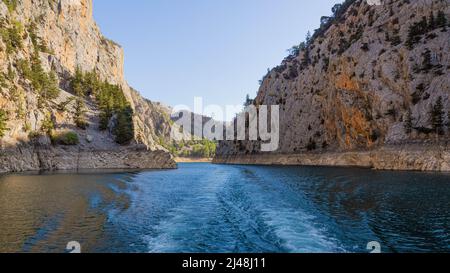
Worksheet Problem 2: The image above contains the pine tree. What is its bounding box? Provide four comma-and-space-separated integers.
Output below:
72, 68, 84, 97
390, 28, 402, 46
407, 25, 419, 49
307, 138, 317, 151
406, 16, 430, 49
404, 109, 413, 135
436, 10, 447, 28
420, 16, 429, 30
428, 11, 436, 30
99, 95, 114, 130
114, 106, 134, 145
0, 110, 9, 138
447, 111, 450, 129
42, 71, 60, 100
74, 97, 88, 129
244, 94, 253, 107
71, 69, 88, 129
305, 31, 312, 45
422, 49, 433, 72
431, 96, 444, 135
41, 113, 54, 136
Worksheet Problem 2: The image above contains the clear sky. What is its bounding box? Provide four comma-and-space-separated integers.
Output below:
93, 0, 340, 120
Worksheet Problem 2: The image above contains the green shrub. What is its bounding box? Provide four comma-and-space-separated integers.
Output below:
28, 131, 42, 140
52, 131, 79, 146
2, 0, 17, 12
23, 122, 31, 132
361, 43, 369, 52
385, 107, 398, 119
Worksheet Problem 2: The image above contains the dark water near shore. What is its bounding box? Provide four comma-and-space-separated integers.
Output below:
1, 163, 450, 253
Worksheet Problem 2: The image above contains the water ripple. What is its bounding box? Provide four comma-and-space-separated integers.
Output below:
1, 165, 450, 253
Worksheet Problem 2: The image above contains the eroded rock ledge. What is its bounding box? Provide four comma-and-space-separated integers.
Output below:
213, 145, 450, 172
0, 145, 176, 174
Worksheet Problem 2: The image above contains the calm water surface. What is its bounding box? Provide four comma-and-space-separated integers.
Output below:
0, 163, 450, 253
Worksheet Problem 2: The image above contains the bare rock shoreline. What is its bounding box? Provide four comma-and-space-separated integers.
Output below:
213, 145, 450, 172
0, 145, 177, 174
174, 157, 213, 163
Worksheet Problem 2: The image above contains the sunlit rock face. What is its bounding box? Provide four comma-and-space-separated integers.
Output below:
215, 0, 450, 171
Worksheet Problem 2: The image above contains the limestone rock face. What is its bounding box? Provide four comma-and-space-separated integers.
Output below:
214, 144, 450, 172
0, 0, 175, 172
216, 0, 450, 171
0, 145, 176, 173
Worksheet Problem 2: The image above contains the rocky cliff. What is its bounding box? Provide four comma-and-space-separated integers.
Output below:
0, 0, 176, 173
215, 0, 450, 171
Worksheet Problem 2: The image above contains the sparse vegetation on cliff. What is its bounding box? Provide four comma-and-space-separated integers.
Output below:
27, 21, 51, 54
70, 68, 134, 144
287, 0, 357, 59
0, 19, 23, 54
18, 52, 60, 105
406, 11, 448, 49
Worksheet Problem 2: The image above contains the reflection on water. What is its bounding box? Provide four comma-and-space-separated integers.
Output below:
0, 164, 450, 253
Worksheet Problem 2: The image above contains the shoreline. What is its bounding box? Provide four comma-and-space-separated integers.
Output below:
213, 145, 450, 172
175, 157, 213, 163
0, 145, 177, 174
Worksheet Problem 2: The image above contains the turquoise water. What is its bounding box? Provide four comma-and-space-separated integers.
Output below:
0, 163, 450, 253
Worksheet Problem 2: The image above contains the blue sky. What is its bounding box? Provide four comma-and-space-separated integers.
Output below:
93, 0, 340, 119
